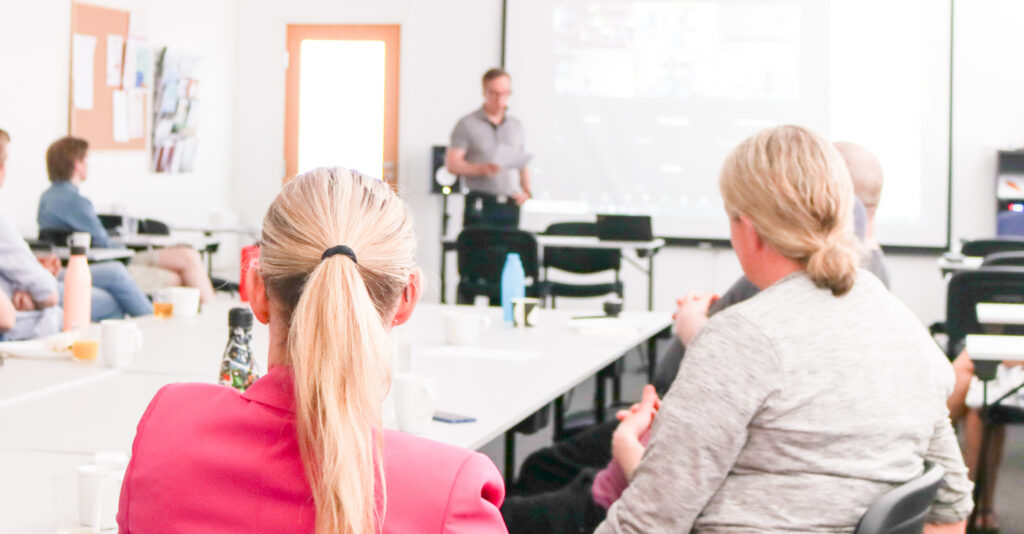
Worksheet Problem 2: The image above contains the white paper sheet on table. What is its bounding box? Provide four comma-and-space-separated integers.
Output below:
419, 346, 542, 362
72, 34, 97, 110
567, 318, 644, 336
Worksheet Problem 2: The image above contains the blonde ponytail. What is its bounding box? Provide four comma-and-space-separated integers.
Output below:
806, 236, 858, 296
259, 168, 416, 534
720, 125, 859, 296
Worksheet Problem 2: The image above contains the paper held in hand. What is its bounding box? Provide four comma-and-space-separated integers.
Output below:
492, 143, 532, 170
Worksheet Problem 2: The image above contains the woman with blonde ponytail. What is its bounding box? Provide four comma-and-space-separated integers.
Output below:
594, 126, 972, 533
117, 168, 508, 534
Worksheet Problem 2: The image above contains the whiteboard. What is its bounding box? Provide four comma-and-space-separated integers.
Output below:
506, 0, 951, 247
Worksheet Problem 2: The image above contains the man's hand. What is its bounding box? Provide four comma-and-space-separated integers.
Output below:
612, 384, 661, 478
673, 292, 719, 345
37, 254, 61, 277
12, 291, 36, 311
511, 191, 530, 206
476, 162, 501, 176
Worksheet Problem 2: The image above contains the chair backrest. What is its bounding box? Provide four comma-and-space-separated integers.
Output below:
543, 222, 620, 274
98, 214, 122, 231
138, 218, 171, 235
981, 250, 1024, 267
38, 228, 72, 247
456, 227, 539, 283
854, 462, 945, 534
960, 236, 1024, 257
946, 267, 1024, 355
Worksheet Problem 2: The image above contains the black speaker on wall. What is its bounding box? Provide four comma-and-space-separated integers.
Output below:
431, 145, 458, 194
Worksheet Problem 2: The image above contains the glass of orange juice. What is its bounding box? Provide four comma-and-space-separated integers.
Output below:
71, 339, 100, 362
153, 290, 174, 319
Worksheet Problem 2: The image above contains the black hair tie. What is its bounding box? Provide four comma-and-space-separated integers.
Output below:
321, 245, 357, 264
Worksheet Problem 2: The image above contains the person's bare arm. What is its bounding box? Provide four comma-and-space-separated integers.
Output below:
923, 521, 966, 534
445, 147, 499, 177
512, 166, 532, 205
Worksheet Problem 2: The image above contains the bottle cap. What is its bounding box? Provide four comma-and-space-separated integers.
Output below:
229, 307, 253, 328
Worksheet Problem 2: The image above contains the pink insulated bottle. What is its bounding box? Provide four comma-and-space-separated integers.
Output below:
62, 237, 92, 332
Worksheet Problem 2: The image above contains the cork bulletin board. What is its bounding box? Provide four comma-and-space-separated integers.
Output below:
69, 2, 145, 150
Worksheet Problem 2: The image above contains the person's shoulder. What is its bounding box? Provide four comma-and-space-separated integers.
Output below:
143, 382, 244, 421
384, 429, 481, 469
382, 430, 505, 531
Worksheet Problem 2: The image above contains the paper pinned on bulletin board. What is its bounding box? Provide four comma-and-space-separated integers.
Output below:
112, 90, 129, 142
72, 33, 97, 110
128, 89, 146, 139
106, 34, 124, 86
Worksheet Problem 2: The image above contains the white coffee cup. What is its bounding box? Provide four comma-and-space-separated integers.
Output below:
393, 374, 436, 434
166, 286, 201, 318
392, 339, 413, 375
101, 319, 142, 368
77, 463, 125, 530
442, 312, 491, 346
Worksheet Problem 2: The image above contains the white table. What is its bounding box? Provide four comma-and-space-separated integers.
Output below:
52, 246, 135, 264
0, 301, 670, 532
976, 303, 1024, 325
938, 253, 984, 276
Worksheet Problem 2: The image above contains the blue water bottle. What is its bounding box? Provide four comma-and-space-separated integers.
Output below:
501, 252, 526, 323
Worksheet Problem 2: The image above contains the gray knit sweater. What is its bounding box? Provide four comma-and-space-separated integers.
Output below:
596, 270, 973, 533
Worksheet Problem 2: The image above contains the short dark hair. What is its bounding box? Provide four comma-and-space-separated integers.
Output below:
46, 136, 89, 182
482, 68, 510, 86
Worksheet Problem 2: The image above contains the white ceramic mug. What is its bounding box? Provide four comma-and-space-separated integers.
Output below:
442, 312, 491, 346
512, 297, 540, 327
393, 374, 436, 434
101, 319, 142, 368
77, 463, 125, 530
166, 286, 201, 318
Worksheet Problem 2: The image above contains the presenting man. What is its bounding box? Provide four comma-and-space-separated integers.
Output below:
446, 68, 531, 228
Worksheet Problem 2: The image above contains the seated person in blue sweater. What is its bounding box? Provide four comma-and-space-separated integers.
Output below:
38, 136, 215, 303
0, 129, 151, 340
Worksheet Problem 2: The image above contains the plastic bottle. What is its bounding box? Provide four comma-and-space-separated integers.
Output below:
62, 241, 92, 333
219, 307, 261, 392
501, 252, 526, 323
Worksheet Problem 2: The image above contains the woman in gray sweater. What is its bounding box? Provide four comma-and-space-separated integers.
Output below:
595, 125, 972, 533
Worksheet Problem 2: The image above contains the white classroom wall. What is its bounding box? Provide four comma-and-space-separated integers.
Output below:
1, 0, 1023, 326
0, 0, 237, 242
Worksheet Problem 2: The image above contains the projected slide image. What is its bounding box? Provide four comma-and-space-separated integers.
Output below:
552, 1, 801, 101
507, 0, 952, 246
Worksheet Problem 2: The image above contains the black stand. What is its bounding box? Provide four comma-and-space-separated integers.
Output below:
439, 190, 452, 304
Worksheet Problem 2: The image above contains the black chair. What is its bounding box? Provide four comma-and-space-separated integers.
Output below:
981, 250, 1024, 267
455, 227, 542, 305
945, 267, 1024, 357
853, 462, 944, 534
541, 222, 623, 306
37, 228, 73, 247
943, 267, 1024, 531
960, 236, 1024, 258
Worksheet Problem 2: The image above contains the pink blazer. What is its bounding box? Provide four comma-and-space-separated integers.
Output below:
117, 366, 507, 533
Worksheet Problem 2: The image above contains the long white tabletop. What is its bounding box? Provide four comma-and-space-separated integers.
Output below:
0, 300, 670, 532
112, 233, 221, 252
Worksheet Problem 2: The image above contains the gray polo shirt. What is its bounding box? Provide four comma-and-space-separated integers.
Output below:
449, 107, 525, 196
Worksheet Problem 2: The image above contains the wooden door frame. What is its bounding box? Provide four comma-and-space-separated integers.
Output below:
284, 24, 401, 185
